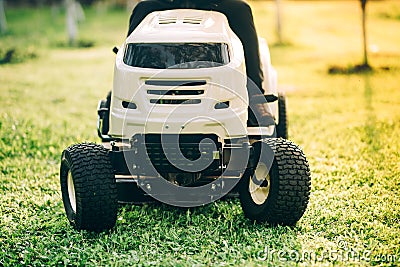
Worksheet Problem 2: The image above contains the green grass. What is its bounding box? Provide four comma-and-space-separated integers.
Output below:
1, 1, 400, 266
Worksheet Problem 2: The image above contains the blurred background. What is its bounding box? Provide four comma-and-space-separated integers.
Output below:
1, 1, 399, 266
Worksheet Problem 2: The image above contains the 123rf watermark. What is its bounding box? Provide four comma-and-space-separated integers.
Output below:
256, 241, 399, 264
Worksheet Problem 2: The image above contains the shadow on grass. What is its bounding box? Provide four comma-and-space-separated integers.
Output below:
328, 64, 387, 154
0, 47, 38, 64
362, 75, 381, 153
54, 39, 96, 49
114, 198, 301, 238
69, 199, 302, 250
328, 64, 392, 75
271, 41, 294, 48
56, 201, 302, 265
90, 199, 303, 264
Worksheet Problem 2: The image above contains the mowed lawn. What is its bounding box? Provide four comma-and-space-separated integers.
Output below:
1, 1, 399, 266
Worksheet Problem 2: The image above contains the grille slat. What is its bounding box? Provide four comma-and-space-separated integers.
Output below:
183, 17, 203, 24
145, 80, 207, 86
147, 89, 204, 96
158, 16, 177, 25
150, 99, 201, 105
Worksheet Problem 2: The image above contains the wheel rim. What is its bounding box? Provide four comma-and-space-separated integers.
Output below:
67, 171, 77, 213
249, 163, 271, 205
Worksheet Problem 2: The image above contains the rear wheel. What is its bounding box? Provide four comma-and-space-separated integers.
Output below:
97, 91, 111, 139
60, 143, 117, 232
276, 93, 288, 139
239, 138, 311, 226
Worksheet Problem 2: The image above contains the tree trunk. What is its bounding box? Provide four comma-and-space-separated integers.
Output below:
65, 0, 85, 46
0, 0, 7, 34
275, 0, 283, 44
65, 0, 77, 45
361, 0, 369, 67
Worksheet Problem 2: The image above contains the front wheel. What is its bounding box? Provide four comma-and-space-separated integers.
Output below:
239, 138, 311, 226
60, 143, 117, 232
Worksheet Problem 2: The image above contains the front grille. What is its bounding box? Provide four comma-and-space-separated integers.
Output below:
146, 79, 206, 105
140, 134, 221, 173
157, 16, 203, 25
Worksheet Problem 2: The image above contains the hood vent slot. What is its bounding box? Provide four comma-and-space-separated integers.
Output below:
150, 99, 201, 105
183, 17, 203, 24
147, 90, 204, 96
145, 80, 207, 87
158, 16, 177, 24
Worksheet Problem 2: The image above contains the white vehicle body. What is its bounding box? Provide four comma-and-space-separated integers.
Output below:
108, 9, 278, 141
61, 10, 312, 232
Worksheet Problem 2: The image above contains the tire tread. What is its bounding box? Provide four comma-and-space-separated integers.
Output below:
61, 143, 117, 232
239, 138, 311, 226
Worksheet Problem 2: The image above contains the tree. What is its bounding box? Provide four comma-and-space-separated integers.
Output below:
65, 0, 85, 45
360, 0, 370, 68
0, 0, 7, 33
275, 0, 283, 44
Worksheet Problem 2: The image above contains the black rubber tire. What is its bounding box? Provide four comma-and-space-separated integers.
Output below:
60, 143, 117, 232
99, 91, 111, 136
239, 138, 311, 226
276, 93, 288, 139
